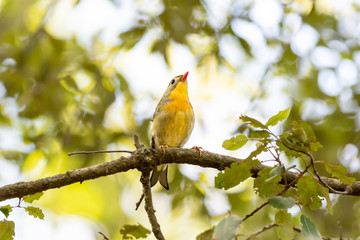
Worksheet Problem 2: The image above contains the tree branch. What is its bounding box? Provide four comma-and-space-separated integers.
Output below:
1, 147, 360, 202
140, 169, 165, 240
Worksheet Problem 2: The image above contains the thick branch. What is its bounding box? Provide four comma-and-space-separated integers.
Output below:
0, 147, 360, 202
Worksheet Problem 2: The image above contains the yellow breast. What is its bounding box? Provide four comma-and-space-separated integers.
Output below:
151, 82, 194, 147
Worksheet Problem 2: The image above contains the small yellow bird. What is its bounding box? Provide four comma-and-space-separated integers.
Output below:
150, 71, 195, 190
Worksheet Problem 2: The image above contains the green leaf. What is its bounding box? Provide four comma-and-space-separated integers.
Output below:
324, 162, 356, 185
275, 210, 294, 240
279, 121, 323, 154
317, 181, 333, 214
0, 205, 12, 218
296, 175, 324, 210
196, 228, 214, 240
0, 220, 15, 240
245, 143, 267, 161
300, 215, 321, 240
270, 165, 285, 177
240, 115, 267, 129
120, 224, 151, 239
215, 159, 260, 190
249, 130, 270, 139
25, 206, 44, 219
266, 108, 290, 127
212, 215, 242, 240
254, 167, 284, 197
222, 134, 248, 150
23, 192, 44, 203
269, 196, 295, 210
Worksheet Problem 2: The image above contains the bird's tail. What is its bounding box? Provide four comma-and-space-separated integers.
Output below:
150, 164, 169, 190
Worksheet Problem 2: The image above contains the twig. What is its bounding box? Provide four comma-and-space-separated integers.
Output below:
139, 170, 165, 240
134, 134, 142, 149
98, 232, 110, 240
245, 223, 277, 240
280, 141, 351, 195
68, 150, 133, 156
242, 201, 269, 223
305, 151, 349, 195
135, 193, 144, 210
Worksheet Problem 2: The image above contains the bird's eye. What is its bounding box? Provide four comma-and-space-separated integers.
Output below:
170, 79, 175, 85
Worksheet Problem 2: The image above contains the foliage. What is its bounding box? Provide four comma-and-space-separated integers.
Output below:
204, 108, 353, 239
119, 224, 151, 240
0, 0, 360, 239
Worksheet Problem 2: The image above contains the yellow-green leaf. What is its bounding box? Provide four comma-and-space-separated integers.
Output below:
222, 134, 248, 150
25, 206, 44, 219
296, 176, 323, 210
23, 192, 44, 204
196, 228, 214, 240
240, 115, 267, 129
120, 223, 151, 239
0, 220, 15, 240
254, 167, 284, 197
215, 159, 260, 190
324, 162, 356, 185
266, 108, 290, 127
275, 210, 294, 240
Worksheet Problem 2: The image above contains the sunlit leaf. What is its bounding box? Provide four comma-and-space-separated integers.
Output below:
324, 162, 356, 185
0, 220, 15, 240
215, 159, 260, 190
296, 175, 324, 210
249, 130, 270, 139
266, 108, 290, 127
275, 210, 294, 240
25, 206, 44, 220
279, 121, 322, 154
245, 142, 267, 161
300, 215, 321, 240
222, 134, 248, 150
196, 228, 214, 240
240, 115, 267, 129
212, 215, 242, 240
0, 205, 12, 218
269, 196, 295, 210
254, 167, 284, 197
23, 192, 44, 203
120, 224, 151, 239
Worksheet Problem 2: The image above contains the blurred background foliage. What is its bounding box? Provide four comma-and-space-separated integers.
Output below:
0, 0, 360, 239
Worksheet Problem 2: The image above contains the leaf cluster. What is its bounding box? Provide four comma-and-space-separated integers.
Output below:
200, 108, 355, 239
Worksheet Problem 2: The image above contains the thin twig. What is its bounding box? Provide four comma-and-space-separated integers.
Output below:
135, 193, 145, 211
305, 152, 349, 195
245, 223, 277, 240
98, 232, 110, 240
242, 201, 269, 223
140, 170, 165, 240
68, 150, 133, 156
280, 141, 350, 195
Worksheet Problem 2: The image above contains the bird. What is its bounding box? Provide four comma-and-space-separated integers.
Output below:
149, 71, 195, 190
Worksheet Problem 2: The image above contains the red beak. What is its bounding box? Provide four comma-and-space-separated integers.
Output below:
180, 71, 189, 82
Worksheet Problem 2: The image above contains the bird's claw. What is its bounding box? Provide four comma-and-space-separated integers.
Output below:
191, 146, 204, 157
160, 145, 168, 154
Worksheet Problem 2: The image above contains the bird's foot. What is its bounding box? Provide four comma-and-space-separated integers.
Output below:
159, 145, 168, 154
191, 146, 204, 157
